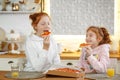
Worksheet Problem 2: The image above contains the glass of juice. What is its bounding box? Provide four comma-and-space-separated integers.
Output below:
11, 63, 19, 78
107, 58, 117, 78
107, 68, 115, 77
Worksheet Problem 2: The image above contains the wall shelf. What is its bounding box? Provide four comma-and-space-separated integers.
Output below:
0, 11, 39, 14
0, 0, 45, 14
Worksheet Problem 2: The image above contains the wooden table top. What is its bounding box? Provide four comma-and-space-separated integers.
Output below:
1, 71, 120, 80
0, 71, 90, 80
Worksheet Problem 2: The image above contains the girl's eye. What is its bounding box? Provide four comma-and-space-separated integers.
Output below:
41, 22, 50, 25
41, 23, 45, 25
47, 22, 51, 25
89, 34, 93, 37
86, 34, 92, 38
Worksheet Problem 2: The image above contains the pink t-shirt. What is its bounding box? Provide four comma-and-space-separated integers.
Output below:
77, 44, 110, 73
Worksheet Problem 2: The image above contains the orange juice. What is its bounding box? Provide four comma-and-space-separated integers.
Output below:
11, 72, 19, 77
107, 68, 114, 77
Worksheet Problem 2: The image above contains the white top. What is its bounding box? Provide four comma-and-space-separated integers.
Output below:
24, 34, 61, 72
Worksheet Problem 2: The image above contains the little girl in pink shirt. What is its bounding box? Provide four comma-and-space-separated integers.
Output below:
77, 26, 112, 73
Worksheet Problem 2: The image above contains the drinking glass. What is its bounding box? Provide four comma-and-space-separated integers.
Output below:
106, 58, 118, 80
107, 67, 115, 77
11, 63, 19, 78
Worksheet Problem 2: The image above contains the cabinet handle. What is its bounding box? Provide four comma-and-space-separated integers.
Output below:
8, 61, 14, 64
67, 62, 73, 65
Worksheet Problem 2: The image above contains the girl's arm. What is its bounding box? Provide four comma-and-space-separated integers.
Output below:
25, 40, 48, 71
87, 45, 110, 73
52, 43, 61, 65
77, 49, 85, 69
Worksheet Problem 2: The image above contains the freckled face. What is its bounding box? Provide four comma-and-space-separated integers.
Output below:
35, 16, 51, 36
86, 30, 99, 47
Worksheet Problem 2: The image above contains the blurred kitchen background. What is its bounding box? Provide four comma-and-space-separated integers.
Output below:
0, 0, 120, 53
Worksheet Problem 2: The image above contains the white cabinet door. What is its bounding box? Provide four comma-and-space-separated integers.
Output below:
0, 58, 26, 71
61, 60, 78, 67
116, 60, 120, 74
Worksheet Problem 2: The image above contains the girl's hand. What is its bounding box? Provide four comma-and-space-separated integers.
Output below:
81, 68, 85, 71
85, 46, 92, 57
43, 36, 50, 50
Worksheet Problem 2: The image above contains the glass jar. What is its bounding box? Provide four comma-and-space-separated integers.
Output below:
6, 4, 12, 11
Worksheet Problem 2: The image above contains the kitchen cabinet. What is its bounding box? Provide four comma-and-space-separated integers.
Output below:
61, 60, 78, 67
0, 11, 36, 14
0, 0, 45, 13
0, 52, 120, 71
0, 57, 26, 71
0, 58, 78, 71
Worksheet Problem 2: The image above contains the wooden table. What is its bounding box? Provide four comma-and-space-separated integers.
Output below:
85, 73, 120, 80
0, 71, 92, 80
0, 71, 120, 80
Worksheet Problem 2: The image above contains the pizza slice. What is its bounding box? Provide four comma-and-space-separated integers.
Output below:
55, 68, 80, 73
80, 43, 90, 48
42, 30, 51, 36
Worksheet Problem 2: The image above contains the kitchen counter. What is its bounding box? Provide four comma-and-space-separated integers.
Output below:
60, 52, 120, 60
0, 52, 120, 60
0, 53, 25, 58
60, 52, 81, 60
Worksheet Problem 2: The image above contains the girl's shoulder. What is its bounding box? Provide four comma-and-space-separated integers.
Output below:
99, 44, 110, 48
25, 34, 42, 45
28, 34, 43, 41
96, 44, 110, 50
92, 44, 110, 54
